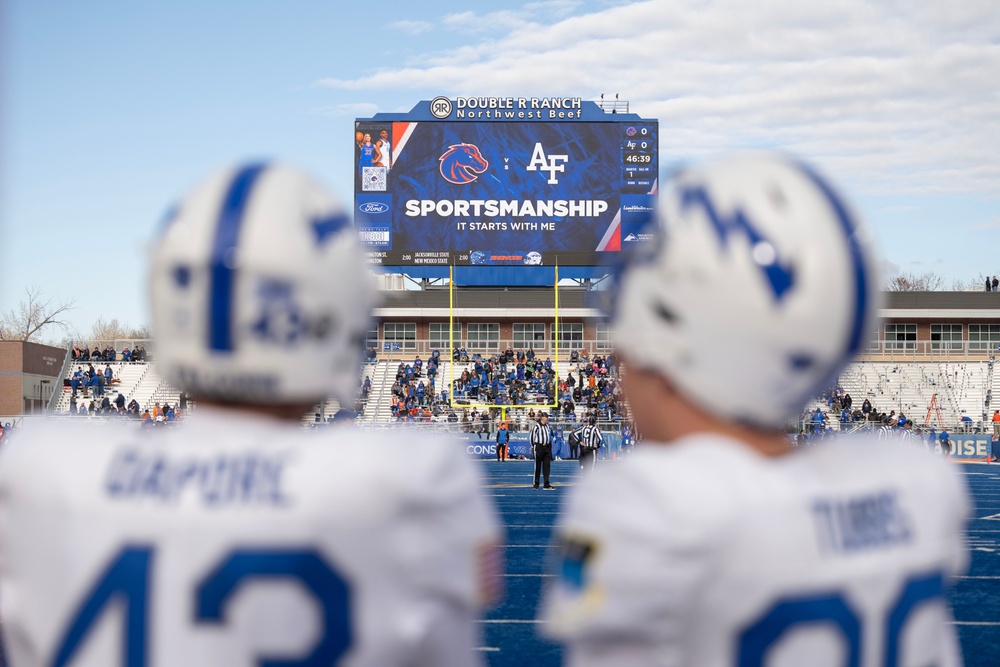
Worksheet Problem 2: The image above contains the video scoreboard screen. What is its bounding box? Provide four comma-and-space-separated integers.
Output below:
354, 97, 658, 267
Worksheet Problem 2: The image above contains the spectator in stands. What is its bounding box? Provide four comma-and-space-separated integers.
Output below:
839, 406, 852, 431
987, 276, 993, 292
993, 410, 1000, 439
994, 276, 999, 292
68, 395, 77, 415
809, 407, 826, 433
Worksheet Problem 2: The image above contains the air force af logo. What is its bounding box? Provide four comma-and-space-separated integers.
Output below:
526, 143, 569, 185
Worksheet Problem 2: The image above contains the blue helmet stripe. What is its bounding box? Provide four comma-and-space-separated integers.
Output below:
797, 163, 870, 358
208, 164, 268, 352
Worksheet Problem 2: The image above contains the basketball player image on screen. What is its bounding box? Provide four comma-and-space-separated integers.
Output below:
358, 132, 381, 176
376, 128, 391, 170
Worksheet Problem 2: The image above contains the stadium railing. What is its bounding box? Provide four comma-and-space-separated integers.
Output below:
372, 339, 614, 360
860, 340, 1000, 362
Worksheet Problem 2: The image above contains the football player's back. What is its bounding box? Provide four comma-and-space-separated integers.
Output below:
540, 154, 970, 666
0, 163, 499, 666
1, 415, 494, 666
546, 437, 965, 666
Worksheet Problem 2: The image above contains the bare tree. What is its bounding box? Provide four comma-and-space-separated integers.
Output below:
883, 271, 946, 292
0, 287, 75, 342
84, 317, 152, 346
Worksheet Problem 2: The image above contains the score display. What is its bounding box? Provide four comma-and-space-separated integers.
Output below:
354, 98, 658, 268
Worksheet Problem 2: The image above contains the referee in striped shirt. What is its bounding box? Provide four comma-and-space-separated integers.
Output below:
531, 412, 554, 489
579, 416, 603, 472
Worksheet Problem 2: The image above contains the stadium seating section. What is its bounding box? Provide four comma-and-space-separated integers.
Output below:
48, 351, 999, 430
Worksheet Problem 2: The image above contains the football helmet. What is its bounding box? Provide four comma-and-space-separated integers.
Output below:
150, 163, 376, 405
612, 153, 879, 428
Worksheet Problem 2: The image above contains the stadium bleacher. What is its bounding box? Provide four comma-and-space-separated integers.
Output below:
45, 341, 999, 434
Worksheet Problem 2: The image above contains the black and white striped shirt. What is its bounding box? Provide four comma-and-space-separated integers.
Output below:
580, 424, 603, 450
530, 421, 551, 447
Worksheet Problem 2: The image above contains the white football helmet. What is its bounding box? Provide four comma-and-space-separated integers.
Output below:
612, 153, 880, 428
149, 163, 376, 405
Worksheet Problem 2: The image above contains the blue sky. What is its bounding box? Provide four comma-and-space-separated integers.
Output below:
2, 0, 998, 338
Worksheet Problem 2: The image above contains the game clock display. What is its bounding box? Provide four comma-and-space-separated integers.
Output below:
621, 124, 657, 195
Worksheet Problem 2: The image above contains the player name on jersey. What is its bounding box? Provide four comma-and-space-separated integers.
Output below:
106, 448, 291, 506
811, 490, 913, 554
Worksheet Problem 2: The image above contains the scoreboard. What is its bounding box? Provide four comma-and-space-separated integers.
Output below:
354, 97, 658, 268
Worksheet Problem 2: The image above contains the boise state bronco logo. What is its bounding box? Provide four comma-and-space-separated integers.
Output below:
439, 144, 489, 184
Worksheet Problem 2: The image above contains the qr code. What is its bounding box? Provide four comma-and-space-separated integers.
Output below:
362, 167, 387, 192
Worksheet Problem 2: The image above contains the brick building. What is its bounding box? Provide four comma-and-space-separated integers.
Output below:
0, 341, 68, 417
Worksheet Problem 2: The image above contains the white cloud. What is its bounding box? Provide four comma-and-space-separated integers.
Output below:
316, 0, 1000, 197
390, 20, 434, 35
971, 216, 1000, 230
308, 102, 379, 117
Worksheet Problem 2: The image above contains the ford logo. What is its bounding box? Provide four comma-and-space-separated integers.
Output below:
358, 202, 390, 214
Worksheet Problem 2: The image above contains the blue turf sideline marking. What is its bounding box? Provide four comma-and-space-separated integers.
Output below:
951, 622, 1000, 626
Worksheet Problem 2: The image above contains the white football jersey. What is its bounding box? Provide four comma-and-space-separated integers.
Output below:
542, 435, 969, 667
0, 409, 500, 666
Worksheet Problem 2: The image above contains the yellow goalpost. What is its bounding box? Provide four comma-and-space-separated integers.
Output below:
448, 265, 561, 422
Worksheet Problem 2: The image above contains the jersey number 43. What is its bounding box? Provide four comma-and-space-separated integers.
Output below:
50, 545, 351, 667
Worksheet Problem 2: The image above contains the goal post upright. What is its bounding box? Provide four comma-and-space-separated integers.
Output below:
447, 264, 561, 416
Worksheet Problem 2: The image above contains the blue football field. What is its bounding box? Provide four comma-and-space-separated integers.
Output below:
480, 459, 1000, 665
